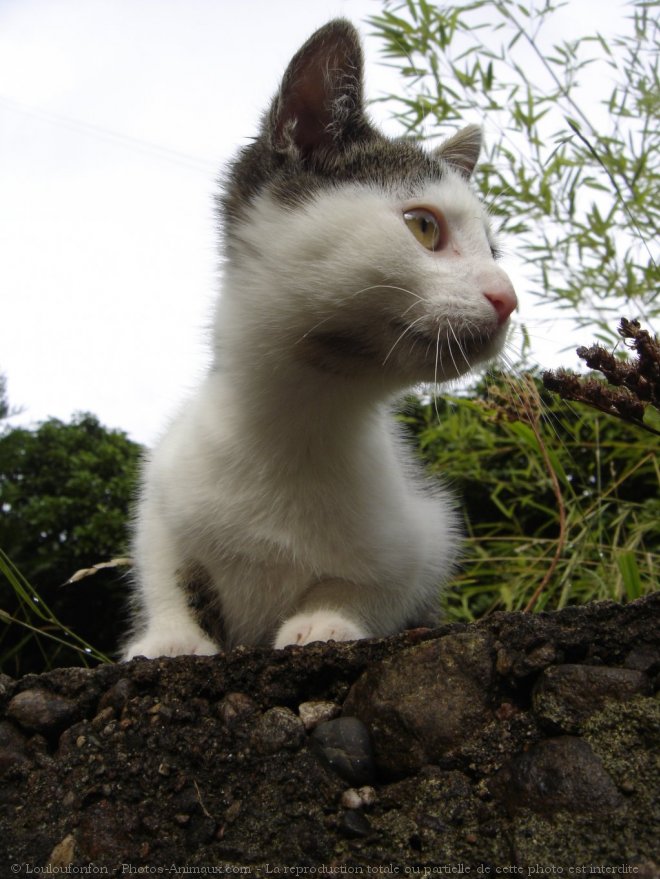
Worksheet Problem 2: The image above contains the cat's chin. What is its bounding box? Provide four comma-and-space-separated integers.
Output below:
386, 318, 509, 382
296, 318, 508, 384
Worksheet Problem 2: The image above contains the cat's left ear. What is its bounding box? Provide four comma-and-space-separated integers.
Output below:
434, 124, 482, 178
268, 19, 367, 157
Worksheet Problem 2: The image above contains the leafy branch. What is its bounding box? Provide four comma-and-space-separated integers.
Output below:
369, 0, 659, 347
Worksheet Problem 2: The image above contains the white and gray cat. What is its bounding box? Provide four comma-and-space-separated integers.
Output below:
123, 19, 516, 659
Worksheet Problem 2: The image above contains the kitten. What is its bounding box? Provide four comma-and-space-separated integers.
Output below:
123, 19, 517, 659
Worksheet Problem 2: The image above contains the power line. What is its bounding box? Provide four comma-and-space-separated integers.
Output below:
0, 93, 220, 174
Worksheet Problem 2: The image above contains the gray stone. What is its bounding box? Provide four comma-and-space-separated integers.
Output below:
533, 664, 651, 733
298, 700, 340, 731
97, 678, 136, 713
310, 717, 375, 786
623, 645, 659, 673
7, 688, 79, 734
491, 736, 622, 815
340, 809, 371, 838
340, 785, 376, 810
0, 673, 14, 702
251, 706, 305, 755
218, 692, 258, 727
343, 631, 494, 776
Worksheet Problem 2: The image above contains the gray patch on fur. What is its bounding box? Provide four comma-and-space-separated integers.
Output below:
218, 19, 447, 247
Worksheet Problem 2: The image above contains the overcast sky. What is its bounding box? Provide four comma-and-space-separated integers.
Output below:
0, 0, 627, 445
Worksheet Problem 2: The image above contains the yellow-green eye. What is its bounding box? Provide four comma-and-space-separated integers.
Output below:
403, 208, 447, 251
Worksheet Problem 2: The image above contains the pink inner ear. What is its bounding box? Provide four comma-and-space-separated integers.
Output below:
282, 72, 337, 153
434, 125, 482, 178
271, 22, 363, 156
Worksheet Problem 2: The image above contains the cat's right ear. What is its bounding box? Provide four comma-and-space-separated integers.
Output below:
267, 19, 367, 158
434, 124, 482, 178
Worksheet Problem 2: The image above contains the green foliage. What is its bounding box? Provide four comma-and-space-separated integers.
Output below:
0, 374, 8, 421
0, 549, 111, 672
0, 413, 142, 674
369, 0, 659, 345
400, 375, 659, 621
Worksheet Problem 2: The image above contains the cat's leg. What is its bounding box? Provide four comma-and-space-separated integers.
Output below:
122, 510, 220, 660
273, 579, 377, 649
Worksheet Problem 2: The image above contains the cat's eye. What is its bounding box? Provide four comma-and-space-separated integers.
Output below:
403, 208, 447, 252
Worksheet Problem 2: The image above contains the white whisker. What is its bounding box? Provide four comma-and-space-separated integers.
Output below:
448, 321, 472, 370
382, 315, 428, 366
294, 283, 424, 345
431, 325, 445, 422
445, 324, 462, 377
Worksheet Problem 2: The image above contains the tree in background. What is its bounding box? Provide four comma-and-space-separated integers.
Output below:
0, 374, 8, 421
0, 409, 142, 675
370, 0, 658, 615
370, 0, 658, 346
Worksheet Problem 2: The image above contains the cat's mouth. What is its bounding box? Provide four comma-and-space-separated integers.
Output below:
298, 318, 501, 378
387, 318, 497, 366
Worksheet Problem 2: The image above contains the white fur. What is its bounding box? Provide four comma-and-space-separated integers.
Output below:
123, 175, 515, 659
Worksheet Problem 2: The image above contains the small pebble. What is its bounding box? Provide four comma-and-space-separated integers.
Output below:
98, 678, 136, 713
48, 834, 76, 869
340, 788, 362, 810
252, 707, 305, 755
91, 707, 115, 731
340, 785, 376, 810
298, 700, 340, 731
225, 800, 242, 823
495, 702, 518, 721
218, 692, 258, 726
357, 785, 376, 807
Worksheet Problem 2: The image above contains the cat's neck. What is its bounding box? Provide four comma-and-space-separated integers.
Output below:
211, 334, 398, 476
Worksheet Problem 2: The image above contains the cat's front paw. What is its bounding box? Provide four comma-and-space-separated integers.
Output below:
123, 627, 220, 660
274, 611, 369, 649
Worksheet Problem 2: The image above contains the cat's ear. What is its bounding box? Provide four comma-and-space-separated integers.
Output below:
434, 124, 482, 177
268, 19, 366, 157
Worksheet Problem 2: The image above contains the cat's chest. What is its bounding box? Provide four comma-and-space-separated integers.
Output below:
162, 455, 348, 576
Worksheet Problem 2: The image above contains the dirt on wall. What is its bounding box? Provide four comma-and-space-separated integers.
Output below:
1, 593, 658, 876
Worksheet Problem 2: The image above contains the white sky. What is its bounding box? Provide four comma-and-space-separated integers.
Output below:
0, 0, 628, 445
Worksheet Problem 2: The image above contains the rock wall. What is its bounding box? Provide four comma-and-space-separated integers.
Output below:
1, 594, 658, 876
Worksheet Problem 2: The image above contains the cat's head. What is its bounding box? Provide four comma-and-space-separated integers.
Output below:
219, 20, 517, 388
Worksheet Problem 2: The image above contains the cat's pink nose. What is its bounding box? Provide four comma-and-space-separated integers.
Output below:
484, 284, 517, 325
